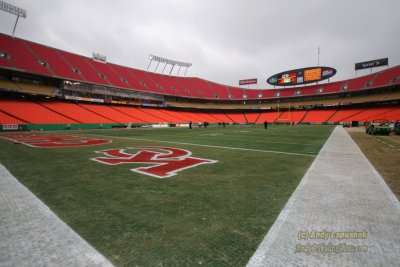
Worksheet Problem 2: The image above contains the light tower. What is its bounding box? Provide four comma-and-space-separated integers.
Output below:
147, 55, 192, 76
0, 1, 27, 37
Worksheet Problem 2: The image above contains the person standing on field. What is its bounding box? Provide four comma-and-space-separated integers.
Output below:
264, 121, 268, 130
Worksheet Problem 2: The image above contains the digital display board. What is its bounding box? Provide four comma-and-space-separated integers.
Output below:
267, 66, 336, 86
304, 68, 321, 81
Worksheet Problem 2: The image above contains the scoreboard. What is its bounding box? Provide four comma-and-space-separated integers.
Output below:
267, 66, 336, 86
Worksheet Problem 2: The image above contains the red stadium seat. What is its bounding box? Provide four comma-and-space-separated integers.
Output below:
40, 101, 116, 123
26, 42, 82, 80
302, 109, 337, 123
226, 112, 246, 123
1, 33, 399, 101
0, 34, 52, 76
0, 98, 76, 124
0, 110, 26, 124
256, 111, 281, 123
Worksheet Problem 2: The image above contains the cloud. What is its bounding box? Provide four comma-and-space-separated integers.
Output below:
0, 0, 399, 87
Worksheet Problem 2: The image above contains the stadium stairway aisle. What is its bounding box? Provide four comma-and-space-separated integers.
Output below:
247, 126, 400, 267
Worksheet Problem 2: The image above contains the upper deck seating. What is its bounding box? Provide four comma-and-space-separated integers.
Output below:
57, 50, 108, 85
26, 42, 82, 80
227, 87, 244, 99
0, 33, 400, 102
372, 66, 400, 87
208, 82, 230, 99
0, 34, 52, 76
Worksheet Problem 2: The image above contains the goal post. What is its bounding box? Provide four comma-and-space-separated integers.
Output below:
276, 103, 291, 123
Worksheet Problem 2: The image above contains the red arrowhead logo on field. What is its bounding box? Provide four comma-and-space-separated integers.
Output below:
92, 146, 217, 178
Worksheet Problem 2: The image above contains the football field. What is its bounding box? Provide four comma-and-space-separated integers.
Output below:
0, 124, 334, 266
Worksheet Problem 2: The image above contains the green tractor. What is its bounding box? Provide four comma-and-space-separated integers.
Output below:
366, 120, 391, 135
394, 121, 400, 135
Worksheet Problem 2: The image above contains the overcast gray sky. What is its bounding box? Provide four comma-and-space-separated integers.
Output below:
1, 0, 399, 88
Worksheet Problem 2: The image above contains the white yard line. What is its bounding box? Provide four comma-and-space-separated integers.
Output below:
0, 164, 114, 267
372, 136, 399, 150
84, 134, 317, 157
247, 126, 400, 267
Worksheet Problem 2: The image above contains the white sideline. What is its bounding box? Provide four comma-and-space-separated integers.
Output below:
0, 164, 114, 267
247, 126, 400, 267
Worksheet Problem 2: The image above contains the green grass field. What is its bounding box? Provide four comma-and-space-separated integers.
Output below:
0, 124, 334, 266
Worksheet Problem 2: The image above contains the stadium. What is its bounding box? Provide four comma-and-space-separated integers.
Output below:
0, 1, 400, 266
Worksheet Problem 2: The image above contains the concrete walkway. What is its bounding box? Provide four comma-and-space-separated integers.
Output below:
0, 164, 113, 267
247, 126, 400, 267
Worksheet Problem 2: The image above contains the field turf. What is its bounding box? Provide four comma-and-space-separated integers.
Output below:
0, 124, 334, 266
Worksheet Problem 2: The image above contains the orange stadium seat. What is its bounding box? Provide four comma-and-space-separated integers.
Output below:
0, 98, 76, 124
40, 101, 115, 123
328, 108, 367, 122
244, 112, 261, 123
110, 106, 152, 123
346, 106, 400, 122
206, 112, 233, 123
256, 111, 281, 123
0, 33, 399, 128
0, 110, 26, 124
132, 107, 167, 123
226, 112, 247, 123
1, 33, 399, 101
278, 110, 307, 123
302, 109, 337, 123
179, 111, 212, 123
77, 103, 135, 123
138, 108, 181, 123
156, 109, 190, 123
195, 112, 221, 123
